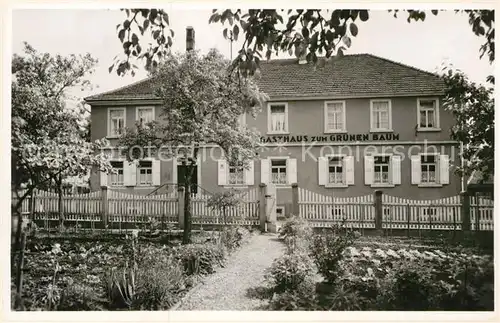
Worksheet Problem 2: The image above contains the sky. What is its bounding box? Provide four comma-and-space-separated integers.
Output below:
11, 8, 494, 106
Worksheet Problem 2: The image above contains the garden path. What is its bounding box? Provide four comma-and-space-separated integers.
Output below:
175, 233, 284, 310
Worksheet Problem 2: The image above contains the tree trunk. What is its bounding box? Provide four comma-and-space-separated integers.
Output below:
56, 175, 64, 228
14, 232, 26, 310
181, 149, 198, 245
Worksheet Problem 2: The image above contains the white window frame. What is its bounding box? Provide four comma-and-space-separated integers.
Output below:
136, 106, 155, 127
267, 102, 289, 134
420, 153, 438, 185
417, 152, 443, 188
370, 99, 392, 132
108, 161, 124, 187
325, 154, 347, 188
137, 160, 153, 186
227, 163, 245, 186
107, 108, 126, 138
417, 98, 440, 131
369, 153, 394, 188
276, 206, 285, 218
324, 101, 347, 133
270, 158, 288, 185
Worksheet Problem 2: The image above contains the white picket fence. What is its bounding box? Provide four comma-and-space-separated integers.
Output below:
382, 195, 462, 230
298, 188, 375, 228
298, 188, 494, 231
191, 188, 260, 226
470, 195, 494, 231
108, 190, 178, 225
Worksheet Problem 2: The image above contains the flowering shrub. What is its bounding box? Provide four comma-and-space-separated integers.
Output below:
278, 215, 312, 241
267, 249, 315, 293
309, 226, 358, 283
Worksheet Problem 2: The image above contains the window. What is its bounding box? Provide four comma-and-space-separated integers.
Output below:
370, 100, 391, 131
271, 159, 287, 184
228, 163, 245, 185
109, 161, 124, 186
421, 155, 437, 184
418, 99, 439, 129
109, 108, 125, 137
328, 156, 344, 184
324, 101, 346, 132
138, 161, 153, 186
268, 103, 288, 133
373, 156, 390, 184
136, 107, 154, 126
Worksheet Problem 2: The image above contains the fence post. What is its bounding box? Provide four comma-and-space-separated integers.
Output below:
374, 190, 383, 234
101, 186, 108, 228
178, 187, 185, 230
406, 204, 411, 238
259, 183, 267, 232
460, 191, 471, 232
291, 183, 299, 216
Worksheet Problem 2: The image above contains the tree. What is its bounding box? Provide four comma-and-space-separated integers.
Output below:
118, 49, 267, 243
110, 9, 494, 78
441, 68, 494, 182
11, 43, 111, 235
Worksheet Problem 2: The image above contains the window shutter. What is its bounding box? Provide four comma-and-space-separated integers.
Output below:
439, 155, 450, 185
152, 159, 161, 186
344, 156, 355, 185
364, 156, 374, 185
100, 170, 108, 187
391, 155, 402, 185
124, 161, 137, 186
411, 155, 421, 185
318, 157, 328, 186
287, 158, 297, 185
245, 160, 255, 185
217, 160, 227, 186
260, 159, 270, 184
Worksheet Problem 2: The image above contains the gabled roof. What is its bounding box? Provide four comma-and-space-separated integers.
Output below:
85, 53, 445, 102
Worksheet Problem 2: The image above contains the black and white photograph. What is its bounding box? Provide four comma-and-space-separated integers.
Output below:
6, 3, 496, 318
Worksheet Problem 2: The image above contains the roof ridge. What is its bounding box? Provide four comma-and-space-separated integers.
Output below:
84, 76, 154, 101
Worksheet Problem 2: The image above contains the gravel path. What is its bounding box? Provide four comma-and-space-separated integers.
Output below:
175, 233, 284, 310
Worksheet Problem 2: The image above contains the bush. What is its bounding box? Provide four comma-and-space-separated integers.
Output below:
309, 226, 358, 283
219, 226, 252, 252
134, 253, 186, 310
58, 281, 104, 311
268, 276, 318, 310
278, 215, 312, 240
174, 243, 226, 276
267, 249, 316, 293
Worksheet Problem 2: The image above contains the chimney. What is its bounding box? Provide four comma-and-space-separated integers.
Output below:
186, 26, 195, 51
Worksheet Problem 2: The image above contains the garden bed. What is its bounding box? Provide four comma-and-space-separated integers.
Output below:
11, 226, 256, 311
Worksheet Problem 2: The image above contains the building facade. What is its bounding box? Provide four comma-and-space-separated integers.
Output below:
85, 53, 462, 216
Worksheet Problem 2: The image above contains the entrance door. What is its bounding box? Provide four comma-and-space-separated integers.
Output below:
177, 164, 198, 194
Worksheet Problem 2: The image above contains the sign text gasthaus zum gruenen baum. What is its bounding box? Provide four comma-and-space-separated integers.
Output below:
260, 133, 400, 143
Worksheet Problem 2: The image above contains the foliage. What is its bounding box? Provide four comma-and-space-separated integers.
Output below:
113, 9, 494, 77
207, 190, 242, 224
309, 225, 358, 283
268, 275, 318, 311
267, 249, 316, 294
105, 264, 137, 309
442, 68, 494, 181
117, 49, 267, 244
173, 243, 226, 276
218, 226, 252, 252
278, 215, 312, 241
133, 253, 186, 310
11, 42, 111, 227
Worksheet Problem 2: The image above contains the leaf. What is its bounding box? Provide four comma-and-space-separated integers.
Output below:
108, 64, 113, 73
143, 19, 150, 31
223, 28, 228, 39
359, 10, 369, 22
163, 13, 169, 25
302, 27, 309, 39
131, 33, 139, 45
342, 35, 351, 48
350, 23, 358, 37
233, 25, 239, 41
118, 29, 125, 43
